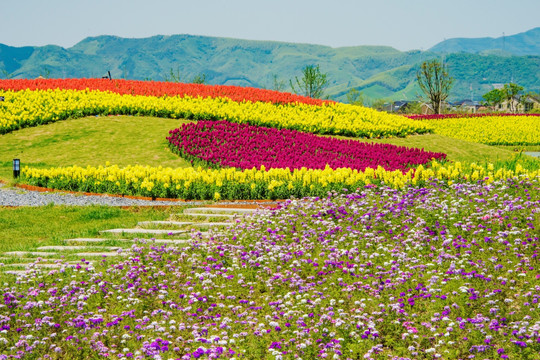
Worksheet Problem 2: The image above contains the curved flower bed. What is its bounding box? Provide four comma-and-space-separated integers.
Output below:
425, 115, 540, 146
20, 161, 539, 200
167, 121, 446, 172
0, 88, 432, 137
0, 78, 331, 106
407, 113, 540, 120
1, 179, 539, 358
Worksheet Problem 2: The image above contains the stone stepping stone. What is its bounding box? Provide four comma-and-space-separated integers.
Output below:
74, 252, 128, 257
4, 251, 57, 257
138, 221, 194, 227
145, 239, 193, 245
182, 213, 235, 218
184, 207, 256, 214
65, 238, 112, 243
65, 238, 195, 244
4, 270, 27, 275
37, 246, 121, 251
192, 222, 232, 227
6, 263, 63, 269
100, 229, 188, 235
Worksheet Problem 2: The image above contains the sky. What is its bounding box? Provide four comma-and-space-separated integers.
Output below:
1, 0, 539, 51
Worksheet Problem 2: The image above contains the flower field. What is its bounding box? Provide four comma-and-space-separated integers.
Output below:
0, 80, 430, 138
167, 121, 446, 172
2, 77, 540, 360
0, 78, 330, 105
1, 179, 539, 359
20, 160, 539, 200
407, 114, 540, 120
409, 114, 540, 146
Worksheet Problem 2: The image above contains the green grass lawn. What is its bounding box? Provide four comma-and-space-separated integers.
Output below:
497, 144, 540, 152
355, 133, 519, 164
0, 115, 192, 181
0, 205, 184, 253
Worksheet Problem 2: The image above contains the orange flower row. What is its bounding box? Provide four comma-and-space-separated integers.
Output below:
0, 78, 332, 106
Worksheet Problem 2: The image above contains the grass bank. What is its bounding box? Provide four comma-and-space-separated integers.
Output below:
1, 115, 530, 183
0, 115, 192, 181
0, 204, 185, 254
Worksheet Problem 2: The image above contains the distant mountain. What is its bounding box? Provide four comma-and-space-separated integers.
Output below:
430, 27, 540, 56
1, 33, 539, 103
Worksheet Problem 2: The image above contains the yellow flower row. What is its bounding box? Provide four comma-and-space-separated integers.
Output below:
0, 88, 431, 137
21, 162, 539, 200
429, 115, 540, 145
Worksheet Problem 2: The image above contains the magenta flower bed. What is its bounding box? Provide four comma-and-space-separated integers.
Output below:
167, 121, 446, 172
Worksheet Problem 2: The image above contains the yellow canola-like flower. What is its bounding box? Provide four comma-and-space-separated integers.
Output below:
0, 88, 431, 138
20, 161, 540, 201
429, 115, 540, 145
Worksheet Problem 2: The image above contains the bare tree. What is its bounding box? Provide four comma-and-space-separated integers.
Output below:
290, 64, 328, 99
416, 59, 453, 114
271, 74, 286, 92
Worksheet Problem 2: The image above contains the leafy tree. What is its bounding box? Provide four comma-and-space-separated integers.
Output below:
482, 88, 505, 110
290, 64, 328, 99
370, 99, 387, 111
416, 59, 453, 114
502, 83, 523, 113
345, 88, 364, 106
483, 83, 524, 113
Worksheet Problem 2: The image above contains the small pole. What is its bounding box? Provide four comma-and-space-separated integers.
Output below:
13, 159, 20, 179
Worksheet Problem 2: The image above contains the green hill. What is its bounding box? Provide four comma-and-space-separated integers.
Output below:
1, 33, 539, 103
429, 27, 540, 56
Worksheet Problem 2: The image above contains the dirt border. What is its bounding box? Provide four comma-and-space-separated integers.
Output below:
1, 180, 281, 209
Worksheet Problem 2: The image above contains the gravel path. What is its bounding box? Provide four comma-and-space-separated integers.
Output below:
0, 183, 203, 207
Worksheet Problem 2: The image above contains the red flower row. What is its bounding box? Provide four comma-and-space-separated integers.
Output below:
167, 121, 446, 172
406, 113, 540, 120
0, 79, 332, 106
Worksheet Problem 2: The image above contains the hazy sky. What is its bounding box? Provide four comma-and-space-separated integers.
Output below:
1, 0, 538, 51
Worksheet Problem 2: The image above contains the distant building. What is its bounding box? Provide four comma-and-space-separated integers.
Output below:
450, 99, 482, 113
498, 95, 540, 113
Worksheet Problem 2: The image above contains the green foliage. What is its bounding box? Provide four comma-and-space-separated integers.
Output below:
482, 83, 525, 112
416, 59, 454, 114
163, 68, 206, 84
482, 88, 505, 107
191, 73, 206, 84
163, 67, 182, 83
370, 98, 387, 111
289, 64, 328, 99
345, 88, 364, 106
503, 83, 524, 112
